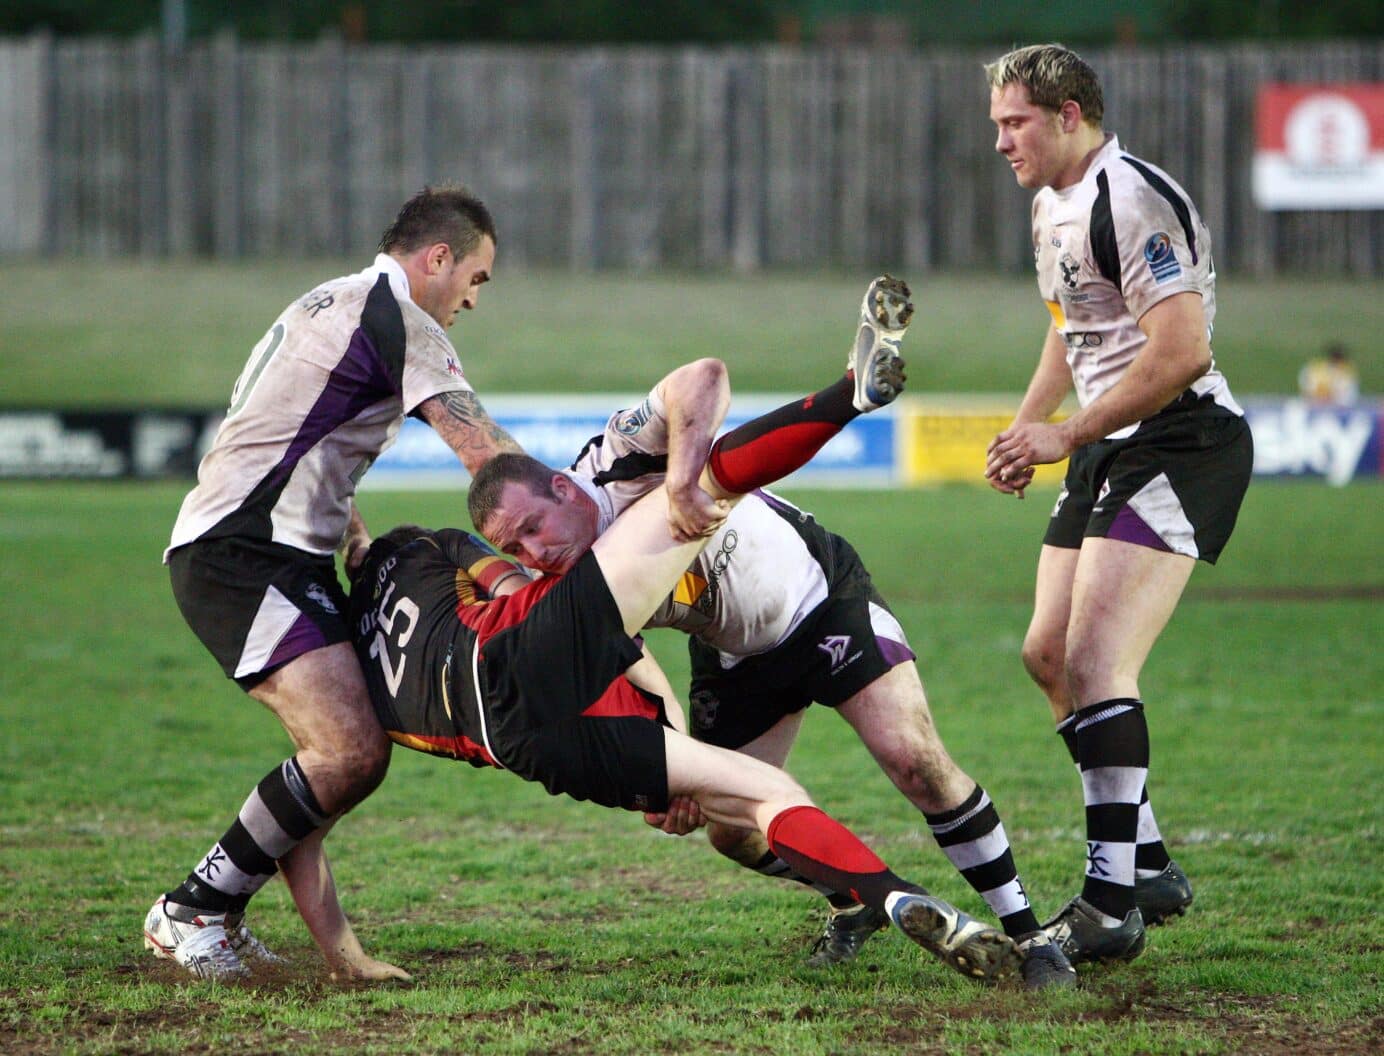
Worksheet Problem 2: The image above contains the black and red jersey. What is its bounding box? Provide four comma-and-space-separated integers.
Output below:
349, 529, 535, 767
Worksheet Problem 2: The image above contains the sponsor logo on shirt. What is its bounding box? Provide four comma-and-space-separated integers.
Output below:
1063, 331, 1104, 350
445, 355, 464, 378
1144, 231, 1183, 283
695, 530, 738, 614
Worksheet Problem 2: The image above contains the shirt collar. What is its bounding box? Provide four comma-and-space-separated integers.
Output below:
358, 253, 415, 305
565, 471, 616, 533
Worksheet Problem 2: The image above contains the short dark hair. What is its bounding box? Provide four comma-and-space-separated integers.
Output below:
378, 185, 497, 259
350, 523, 435, 589
985, 44, 1104, 126
468, 453, 559, 534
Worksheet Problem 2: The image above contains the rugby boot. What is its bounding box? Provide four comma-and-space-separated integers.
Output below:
225, 913, 285, 965
805, 903, 890, 967
1042, 896, 1146, 966
143, 896, 249, 981
849, 275, 912, 411
885, 891, 1021, 983
1015, 929, 1078, 989
1135, 860, 1193, 926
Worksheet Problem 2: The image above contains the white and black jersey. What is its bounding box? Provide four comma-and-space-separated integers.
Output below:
568, 387, 841, 668
1033, 134, 1242, 438
167, 255, 473, 558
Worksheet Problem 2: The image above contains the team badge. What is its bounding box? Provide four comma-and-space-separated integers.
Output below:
1059, 253, 1080, 290
690, 688, 720, 732
1144, 232, 1182, 283
616, 399, 652, 436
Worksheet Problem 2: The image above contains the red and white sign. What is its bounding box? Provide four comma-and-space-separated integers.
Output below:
1253, 83, 1384, 210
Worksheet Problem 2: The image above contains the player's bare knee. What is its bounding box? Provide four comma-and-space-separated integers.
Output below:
1022, 634, 1064, 694
1062, 645, 1110, 705
880, 748, 957, 813
311, 732, 391, 812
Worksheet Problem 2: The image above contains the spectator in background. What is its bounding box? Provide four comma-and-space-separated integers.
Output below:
1298, 343, 1359, 406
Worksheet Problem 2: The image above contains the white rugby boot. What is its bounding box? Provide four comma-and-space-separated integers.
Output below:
849, 274, 913, 412
885, 891, 1022, 983
225, 913, 285, 966
143, 896, 249, 980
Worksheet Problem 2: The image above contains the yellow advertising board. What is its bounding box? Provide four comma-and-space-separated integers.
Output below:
899, 397, 1070, 487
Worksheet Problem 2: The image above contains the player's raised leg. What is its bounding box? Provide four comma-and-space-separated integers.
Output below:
702, 275, 910, 495
598, 277, 913, 635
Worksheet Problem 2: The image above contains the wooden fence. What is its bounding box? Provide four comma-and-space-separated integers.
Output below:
0, 34, 1380, 274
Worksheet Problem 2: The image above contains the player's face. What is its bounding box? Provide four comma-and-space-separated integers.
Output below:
426, 235, 495, 328
482, 479, 596, 575
990, 83, 1070, 190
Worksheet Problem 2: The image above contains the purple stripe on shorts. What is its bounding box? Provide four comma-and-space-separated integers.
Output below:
1107, 505, 1172, 552
877, 635, 916, 668
265, 612, 331, 672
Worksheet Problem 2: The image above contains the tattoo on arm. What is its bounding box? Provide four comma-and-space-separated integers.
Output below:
420, 391, 522, 474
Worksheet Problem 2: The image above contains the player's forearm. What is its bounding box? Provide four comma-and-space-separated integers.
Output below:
278, 827, 358, 967
1012, 327, 1072, 425
659, 358, 730, 495
339, 501, 372, 576
418, 390, 523, 476
1057, 294, 1211, 448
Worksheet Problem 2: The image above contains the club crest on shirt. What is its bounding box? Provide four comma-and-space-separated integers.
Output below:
616, 399, 653, 435
1059, 253, 1081, 290
1144, 232, 1182, 283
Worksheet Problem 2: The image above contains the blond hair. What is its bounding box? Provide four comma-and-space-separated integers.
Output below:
985, 44, 1104, 125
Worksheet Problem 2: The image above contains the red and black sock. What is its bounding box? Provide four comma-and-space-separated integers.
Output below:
765, 804, 924, 912
706, 377, 858, 494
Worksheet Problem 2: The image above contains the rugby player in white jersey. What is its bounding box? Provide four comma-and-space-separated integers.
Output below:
143, 186, 521, 981
467, 278, 1077, 989
983, 45, 1253, 965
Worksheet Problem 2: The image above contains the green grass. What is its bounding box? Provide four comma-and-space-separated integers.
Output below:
1, 480, 1381, 1055
1, 263, 1381, 1053
2, 261, 1381, 405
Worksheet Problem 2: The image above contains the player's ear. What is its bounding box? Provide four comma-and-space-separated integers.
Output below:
426, 241, 451, 274
1059, 99, 1082, 133
550, 474, 572, 501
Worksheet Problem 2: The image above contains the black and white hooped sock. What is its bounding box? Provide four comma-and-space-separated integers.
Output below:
1073, 698, 1149, 923
926, 785, 1040, 938
167, 756, 328, 915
